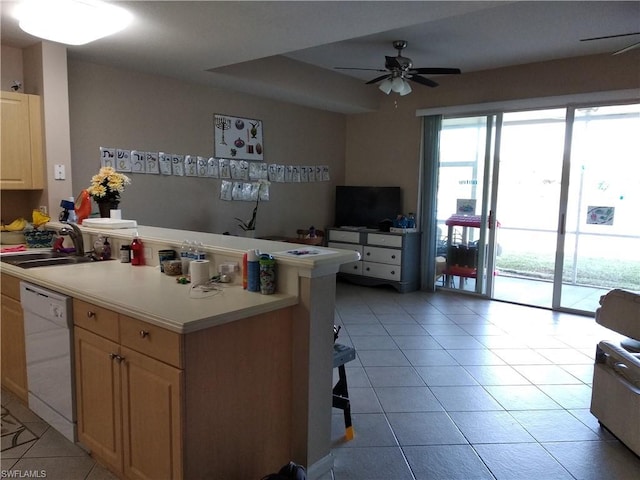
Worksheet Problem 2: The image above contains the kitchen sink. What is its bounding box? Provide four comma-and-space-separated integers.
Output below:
1, 251, 97, 269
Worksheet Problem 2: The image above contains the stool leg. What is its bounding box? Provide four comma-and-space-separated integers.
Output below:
333, 364, 354, 440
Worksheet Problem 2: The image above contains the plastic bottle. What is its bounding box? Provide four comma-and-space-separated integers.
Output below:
131, 232, 144, 266
102, 237, 111, 260
180, 240, 191, 274
407, 213, 416, 229
67, 196, 77, 223
242, 252, 248, 289
247, 249, 260, 292
194, 242, 206, 261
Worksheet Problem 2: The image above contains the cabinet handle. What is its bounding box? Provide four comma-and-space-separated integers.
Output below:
139, 330, 150, 338
109, 353, 125, 363
87, 311, 96, 319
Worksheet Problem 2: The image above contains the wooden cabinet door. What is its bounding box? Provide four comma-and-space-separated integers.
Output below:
0, 91, 44, 189
74, 327, 123, 475
120, 346, 183, 480
0, 294, 28, 401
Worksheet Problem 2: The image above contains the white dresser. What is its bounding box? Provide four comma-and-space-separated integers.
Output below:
327, 228, 420, 293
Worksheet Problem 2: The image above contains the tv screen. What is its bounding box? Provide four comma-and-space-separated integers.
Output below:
334, 186, 402, 229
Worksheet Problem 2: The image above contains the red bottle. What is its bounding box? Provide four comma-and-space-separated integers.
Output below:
131, 232, 144, 266
242, 252, 248, 289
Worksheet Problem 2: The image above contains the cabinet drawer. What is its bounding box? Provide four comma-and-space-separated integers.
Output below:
363, 246, 401, 265
328, 242, 363, 256
339, 261, 362, 275
73, 299, 119, 341
367, 233, 402, 248
363, 262, 402, 281
328, 230, 360, 243
120, 315, 183, 368
1, 274, 20, 300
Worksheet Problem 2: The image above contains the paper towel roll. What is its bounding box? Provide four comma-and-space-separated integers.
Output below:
190, 259, 210, 286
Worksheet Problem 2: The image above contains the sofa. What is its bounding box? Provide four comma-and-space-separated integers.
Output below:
590, 289, 640, 456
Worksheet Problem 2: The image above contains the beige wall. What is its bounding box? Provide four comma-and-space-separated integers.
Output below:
345, 52, 640, 216
67, 60, 346, 236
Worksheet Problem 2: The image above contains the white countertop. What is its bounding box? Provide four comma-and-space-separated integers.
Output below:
2, 259, 297, 333
1, 223, 360, 334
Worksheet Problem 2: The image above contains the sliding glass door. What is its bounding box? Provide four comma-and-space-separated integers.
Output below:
559, 104, 640, 310
492, 109, 567, 308
434, 101, 640, 314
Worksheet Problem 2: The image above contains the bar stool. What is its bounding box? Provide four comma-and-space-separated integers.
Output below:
332, 342, 356, 440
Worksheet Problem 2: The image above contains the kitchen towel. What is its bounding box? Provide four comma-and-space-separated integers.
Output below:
190, 259, 210, 286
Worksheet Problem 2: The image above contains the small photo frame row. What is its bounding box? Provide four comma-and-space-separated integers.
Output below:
220, 180, 270, 202
99, 147, 329, 182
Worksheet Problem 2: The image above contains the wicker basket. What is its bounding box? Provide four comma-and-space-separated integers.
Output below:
24, 230, 55, 248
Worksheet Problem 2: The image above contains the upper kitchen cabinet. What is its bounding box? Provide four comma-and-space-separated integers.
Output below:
0, 91, 45, 190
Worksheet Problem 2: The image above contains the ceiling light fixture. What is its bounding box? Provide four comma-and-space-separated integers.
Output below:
16, 0, 133, 46
379, 76, 412, 96
378, 78, 393, 95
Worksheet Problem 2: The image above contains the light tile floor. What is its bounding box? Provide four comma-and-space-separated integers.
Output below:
2, 282, 640, 479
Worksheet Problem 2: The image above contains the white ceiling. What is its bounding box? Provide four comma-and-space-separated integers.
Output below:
1, 1, 638, 113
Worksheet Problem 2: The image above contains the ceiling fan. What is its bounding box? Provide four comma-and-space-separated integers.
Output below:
580, 32, 640, 55
335, 40, 461, 95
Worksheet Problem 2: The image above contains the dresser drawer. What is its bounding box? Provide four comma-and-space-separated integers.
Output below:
73, 299, 119, 341
367, 233, 402, 248
120, 315, 183, 368
339, 261, 362, 275
328, 242, 363, 257
363, 246, 401, 265
328, 230, 360, 243
363, 262, 402, 281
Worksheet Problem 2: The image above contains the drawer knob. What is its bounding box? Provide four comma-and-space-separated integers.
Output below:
391, 270, 396, 275
366, 252, 370, 256
391, 255, 396, 259
353, 265, 358, 270
139, 330, 150, 338
87, 311, 96, 319
366, 267, 370, 271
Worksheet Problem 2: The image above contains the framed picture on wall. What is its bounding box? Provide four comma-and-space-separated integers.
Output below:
214, 114, 264, 161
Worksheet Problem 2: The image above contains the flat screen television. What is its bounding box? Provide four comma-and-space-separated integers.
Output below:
334, 186, 402, 229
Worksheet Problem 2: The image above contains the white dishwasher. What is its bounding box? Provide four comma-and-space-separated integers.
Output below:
20, 282, 76, 442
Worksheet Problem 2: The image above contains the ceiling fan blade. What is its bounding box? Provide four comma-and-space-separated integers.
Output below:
408, 75, 439, 88
613, 41, 640, 55
334, 67, 387, 72
581, 32, 640, 42
410, 67, 461, 75
365, 74, 391, 85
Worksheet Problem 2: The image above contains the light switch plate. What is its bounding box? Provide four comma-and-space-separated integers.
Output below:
54, 164, 66, 180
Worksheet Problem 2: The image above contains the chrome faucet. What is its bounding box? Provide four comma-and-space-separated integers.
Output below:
59, 221, 85, 256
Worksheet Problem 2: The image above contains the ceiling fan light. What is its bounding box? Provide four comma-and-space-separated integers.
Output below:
378, 79, 393, 95
399, 80, 412, 96
390, 77, 405, 92
16, 0, 133, 46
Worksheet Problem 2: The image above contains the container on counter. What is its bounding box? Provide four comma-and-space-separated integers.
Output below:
247, 249, 260, 292
162, 259, 182, 276
130, 232, 144, 266
120, 245, 131, 263
259, 254, 276, 295
158, 249, 176, 272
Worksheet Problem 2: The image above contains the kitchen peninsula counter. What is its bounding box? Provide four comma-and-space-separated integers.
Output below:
1, 223, 359, 479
